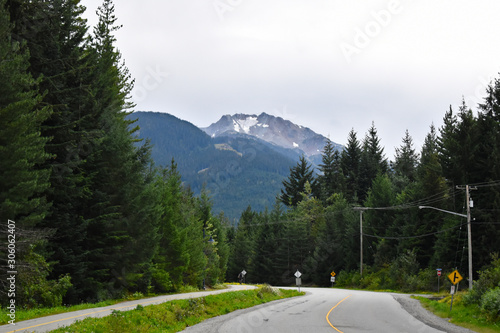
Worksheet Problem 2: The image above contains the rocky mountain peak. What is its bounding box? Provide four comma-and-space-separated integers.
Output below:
201, 113, 342, 157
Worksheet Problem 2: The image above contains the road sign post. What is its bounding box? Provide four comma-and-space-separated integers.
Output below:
238, 270, 247, 284
295, 270, 302, 292
437, 268, 442, 293
447, 270, 463, 312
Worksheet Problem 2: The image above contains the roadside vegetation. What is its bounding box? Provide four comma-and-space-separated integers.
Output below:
417, 293, 500, 333
416, 255, 500, 333
48, 286, 303, 333
328, 253, 500, 332
0, 285, 224, 325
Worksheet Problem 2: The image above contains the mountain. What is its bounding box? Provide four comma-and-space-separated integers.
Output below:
127, 112, 294, 220
127, 111, 343, 221
202, 113, 343, 161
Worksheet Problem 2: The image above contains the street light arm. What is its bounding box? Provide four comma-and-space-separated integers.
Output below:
418, 206, 467, 218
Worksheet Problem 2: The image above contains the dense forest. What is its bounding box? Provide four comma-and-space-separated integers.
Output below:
226, 99, 500, 290
1, 0, 499, 312
0, 0, 228, 307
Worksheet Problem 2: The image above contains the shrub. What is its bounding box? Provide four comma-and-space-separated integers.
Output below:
257, 284, 282, 298
464, 253, 500, 305
151, 267, 174, 293
480, 287, 500, 320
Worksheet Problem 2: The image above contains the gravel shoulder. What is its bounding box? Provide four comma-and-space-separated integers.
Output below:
392, 294, 476, 333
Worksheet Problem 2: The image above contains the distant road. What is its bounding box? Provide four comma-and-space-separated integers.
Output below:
0, 284, 253, 333
182, 287, 476, 333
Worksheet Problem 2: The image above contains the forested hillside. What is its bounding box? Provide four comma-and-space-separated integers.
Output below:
227, 103, 500, 289
0, 0, 228, 307
127, 111, 299, 220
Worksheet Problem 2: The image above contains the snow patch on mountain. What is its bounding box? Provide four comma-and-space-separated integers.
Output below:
201, 112, 343, 157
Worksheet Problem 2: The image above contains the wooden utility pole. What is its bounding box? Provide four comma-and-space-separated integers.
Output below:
456, 185, 476, 290
353, 207, 368, 276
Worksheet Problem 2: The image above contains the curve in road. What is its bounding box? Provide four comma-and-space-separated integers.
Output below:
0, 284, 253, 333
182, 287, 476, 333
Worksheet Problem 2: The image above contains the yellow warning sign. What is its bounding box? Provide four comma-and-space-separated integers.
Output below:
331, 271, 336, 277
448, 270, 463, 285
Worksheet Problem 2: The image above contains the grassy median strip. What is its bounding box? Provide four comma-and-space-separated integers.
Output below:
49, 286, 303, 333
415, 294, 500, 333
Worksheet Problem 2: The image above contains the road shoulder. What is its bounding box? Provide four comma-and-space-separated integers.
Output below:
392, 294, 476, 333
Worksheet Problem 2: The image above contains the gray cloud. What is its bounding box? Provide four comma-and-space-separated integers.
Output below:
82, 0, 500, 158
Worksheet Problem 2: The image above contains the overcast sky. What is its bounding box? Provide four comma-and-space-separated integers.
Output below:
82, 0, 500, 159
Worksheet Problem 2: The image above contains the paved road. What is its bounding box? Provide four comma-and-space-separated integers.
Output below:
0, 284, 253, 333
182, 287, 476, 333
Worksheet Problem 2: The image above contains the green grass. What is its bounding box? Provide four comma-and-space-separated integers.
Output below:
416, 293, 500, 333
49, 287, 303, 333
0, 299, 119, 325
0, 286, 227, 325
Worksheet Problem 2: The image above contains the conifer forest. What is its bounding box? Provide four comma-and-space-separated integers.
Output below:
1, 0, 500, 308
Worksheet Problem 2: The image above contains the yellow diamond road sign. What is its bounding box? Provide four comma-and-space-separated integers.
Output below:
448, 270, 463, 285
331, 271, 336, 277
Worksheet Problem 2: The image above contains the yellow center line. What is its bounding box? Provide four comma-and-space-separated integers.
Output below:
326, 294, 352, 333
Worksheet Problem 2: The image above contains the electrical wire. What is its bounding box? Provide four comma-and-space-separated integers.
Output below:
461, 180, 500, 188
361, 221, 468, 240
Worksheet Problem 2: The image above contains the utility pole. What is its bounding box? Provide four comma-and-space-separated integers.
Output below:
353, 207, 368, 276
360, 210, 363, 277
456, 185, 476, 290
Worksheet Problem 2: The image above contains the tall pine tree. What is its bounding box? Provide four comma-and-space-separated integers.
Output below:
318, 139, 345, 202
340, 129, 362, 203
359, 122, 388, 202
279, 156, 318, 207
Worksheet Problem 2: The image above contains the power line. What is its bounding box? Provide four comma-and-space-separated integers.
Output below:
461, 180, 500, 188
361, 222, 467, 240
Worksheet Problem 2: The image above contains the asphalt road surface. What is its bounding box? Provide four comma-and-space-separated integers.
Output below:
0, 284, 253, 333
182, 287, 476, 333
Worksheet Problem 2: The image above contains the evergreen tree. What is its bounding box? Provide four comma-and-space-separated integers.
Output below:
279, 156, 318, 207
0, 0, 66, 307
438, 106, 459, 185
453, 99, 477, 185
226, 207, 256, 283
363, 174, 396, 266
276, 211, 309, 283
307, 194, 357, 285
471, 79, 500, 271
77, 0, 160, 300
211, 212, 230, 285
7, 0, 98, 302
152, 163, 189, 291
318, 139, 345, 202
249, 208, 285, 285
359, 122, 388, 202
393, 129, 419, 182
341, 129, 362, 203
0, 0, 51, 228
